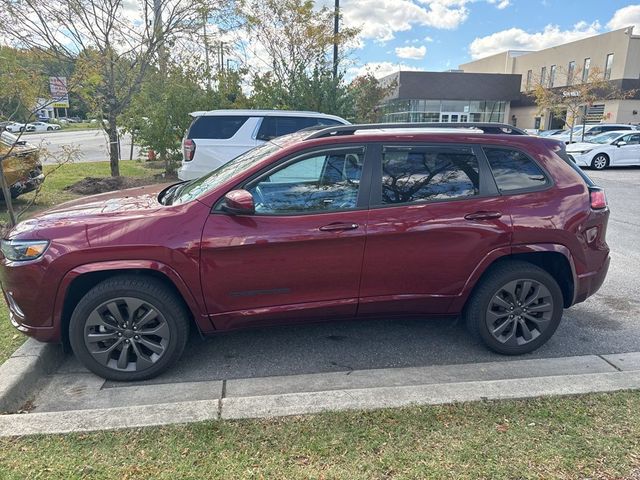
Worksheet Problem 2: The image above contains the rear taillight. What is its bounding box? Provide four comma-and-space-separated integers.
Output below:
589, 187, 607, 210
183, 139, 196, 161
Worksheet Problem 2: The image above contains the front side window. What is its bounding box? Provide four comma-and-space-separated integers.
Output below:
604, 53, 614, 80
380, 146, 479, 205
484, 148, 548, 192
621, 133, 640, 145
246, 148, 364, 214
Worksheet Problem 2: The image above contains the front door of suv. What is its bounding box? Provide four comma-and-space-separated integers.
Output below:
200, 146, 371, 329
359, 143, 512, 315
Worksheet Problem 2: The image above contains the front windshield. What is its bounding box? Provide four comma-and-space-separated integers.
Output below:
171, 141, 281, 205
588, 132, 623, 144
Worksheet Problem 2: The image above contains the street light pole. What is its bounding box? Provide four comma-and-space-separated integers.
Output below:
333, 0, 339, 81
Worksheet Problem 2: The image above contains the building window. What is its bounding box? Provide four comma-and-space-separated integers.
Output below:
540, 66, 547, 86
549, 65, 556, 87
567, 61, 575, 85
605, 53, 614, 80
582, 58, 591, 82
525, 70, 532, 90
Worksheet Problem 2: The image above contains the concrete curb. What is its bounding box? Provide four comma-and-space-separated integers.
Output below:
1, 368, 640, 436
0, 339, 65, 413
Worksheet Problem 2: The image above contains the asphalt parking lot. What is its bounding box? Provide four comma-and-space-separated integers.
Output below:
48, 166, 640, 389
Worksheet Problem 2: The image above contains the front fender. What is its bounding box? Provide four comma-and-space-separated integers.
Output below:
53, 260, 213, 339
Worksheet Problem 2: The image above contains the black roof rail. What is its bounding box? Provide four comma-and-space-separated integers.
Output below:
304, 122, 528, 140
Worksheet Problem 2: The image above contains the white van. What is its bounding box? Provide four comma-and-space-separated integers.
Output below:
178, 110, 350, 180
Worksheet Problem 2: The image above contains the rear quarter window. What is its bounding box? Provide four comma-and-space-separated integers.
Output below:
187, 116, 249, 139
483, 147, 549, 192
257, 116, 343, 140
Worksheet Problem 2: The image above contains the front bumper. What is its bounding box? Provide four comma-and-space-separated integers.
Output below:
566, 152, 591, 167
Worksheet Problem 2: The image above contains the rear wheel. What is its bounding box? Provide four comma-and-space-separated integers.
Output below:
464, 261, 563, 355
69, 275, 189, 381
47, 126, 53, 131
591, 153, 609, 170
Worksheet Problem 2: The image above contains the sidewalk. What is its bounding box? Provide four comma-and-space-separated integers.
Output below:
1, 351, 639, 436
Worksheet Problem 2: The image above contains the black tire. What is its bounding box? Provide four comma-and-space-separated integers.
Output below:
47, 126, 53, 131
591, 153, 609, 170
464, 261, 563, 355
69, 275, 189, 381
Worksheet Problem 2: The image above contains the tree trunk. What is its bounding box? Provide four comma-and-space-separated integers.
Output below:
0, 165, 17, 227
107, 111, 120, 177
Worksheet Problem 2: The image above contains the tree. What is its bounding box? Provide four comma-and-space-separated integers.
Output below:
0, 0, 222, 176
347, 73, 396, 123
241, 0, 358, 115
529, 66, 636, 142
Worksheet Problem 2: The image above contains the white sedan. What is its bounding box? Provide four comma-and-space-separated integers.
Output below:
26, 121, 61, 132
566, 131, 640, 170
4, 122, 29, 133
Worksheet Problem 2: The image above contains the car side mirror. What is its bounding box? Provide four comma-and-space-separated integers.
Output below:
222, 189, 255, 215
617, 141, 627, 147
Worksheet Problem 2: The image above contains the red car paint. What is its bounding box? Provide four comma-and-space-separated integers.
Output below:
0, 132, 610, 344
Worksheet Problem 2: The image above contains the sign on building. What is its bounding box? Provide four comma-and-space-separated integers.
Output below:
49, 77, 69, 108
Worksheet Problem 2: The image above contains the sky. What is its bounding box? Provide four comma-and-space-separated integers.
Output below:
334, 1, 640, 79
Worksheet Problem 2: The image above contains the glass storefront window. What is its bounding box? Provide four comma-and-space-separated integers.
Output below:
381, 99, 507, 123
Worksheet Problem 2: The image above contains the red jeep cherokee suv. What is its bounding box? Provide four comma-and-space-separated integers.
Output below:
0, 123, 610, 381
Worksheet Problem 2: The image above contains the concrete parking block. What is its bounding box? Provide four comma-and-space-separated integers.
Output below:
222, 370, 640, 420
601, 352, 640, 371
225, 355, 616, 398
34, 375, 224, 413
0, 339, 64, 413
0, 400, 220, 436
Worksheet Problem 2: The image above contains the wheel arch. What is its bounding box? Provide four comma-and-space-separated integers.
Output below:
55, 261, 211, 348
451, 244, 576, 313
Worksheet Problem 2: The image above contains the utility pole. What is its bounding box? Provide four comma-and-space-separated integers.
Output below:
333, 0, 339, 80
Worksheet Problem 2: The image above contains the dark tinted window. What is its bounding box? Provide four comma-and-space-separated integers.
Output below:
257, 116, 342, 140
247, 148, 364, 214
484, 148, 548, 192
601, 125, 631, 132
187, 116, 249, 139
381, 146, 479, 204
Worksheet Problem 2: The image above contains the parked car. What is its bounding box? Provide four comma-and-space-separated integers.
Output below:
0, 123, 609, 381
4, 122, 30, 133
538, 129, 565, 137
566, 130, 640, 169
555, 123, 637, 144
27, 121, 61, 132
178, 109, 350, 180
0, 131, 45, 199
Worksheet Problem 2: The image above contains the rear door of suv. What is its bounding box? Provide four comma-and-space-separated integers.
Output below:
358, 142, 512, 315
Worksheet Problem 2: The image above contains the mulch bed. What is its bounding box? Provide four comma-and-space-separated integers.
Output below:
64, 173, 178, 195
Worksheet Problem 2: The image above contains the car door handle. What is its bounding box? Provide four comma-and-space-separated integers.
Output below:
464, 211, 502, 221
319, 222, 359, 232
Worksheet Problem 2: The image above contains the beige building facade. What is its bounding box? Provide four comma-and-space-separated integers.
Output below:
460, 27, 640, 130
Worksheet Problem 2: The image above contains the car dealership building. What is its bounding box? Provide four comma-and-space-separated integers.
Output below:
380, 27, 640, 130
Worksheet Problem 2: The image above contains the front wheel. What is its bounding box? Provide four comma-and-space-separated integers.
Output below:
464, 261, 564, 355
47, 126, 53, 131
69, 275, 190, 381
591, 154, 609, 170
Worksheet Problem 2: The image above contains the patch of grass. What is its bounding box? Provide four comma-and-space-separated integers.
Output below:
0, 301, 22, 364
1, 160, 158, 225
0, 160, 161, 360
0, 391, 639, 479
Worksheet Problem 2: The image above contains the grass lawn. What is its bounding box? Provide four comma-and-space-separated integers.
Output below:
1, 391, 639, 479
0, 160, 160, 362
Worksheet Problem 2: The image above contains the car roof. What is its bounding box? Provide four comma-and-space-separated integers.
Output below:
189, 109, 348, 122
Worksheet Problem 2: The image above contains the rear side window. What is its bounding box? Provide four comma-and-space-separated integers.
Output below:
484, 148, 548, 192
257, 116, 342, 141
381, 145, 480, 204
187, 116, 249, 139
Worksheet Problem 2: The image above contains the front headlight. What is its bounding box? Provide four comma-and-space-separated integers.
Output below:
0, 239, 49, 261
570, 149, 593, 155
